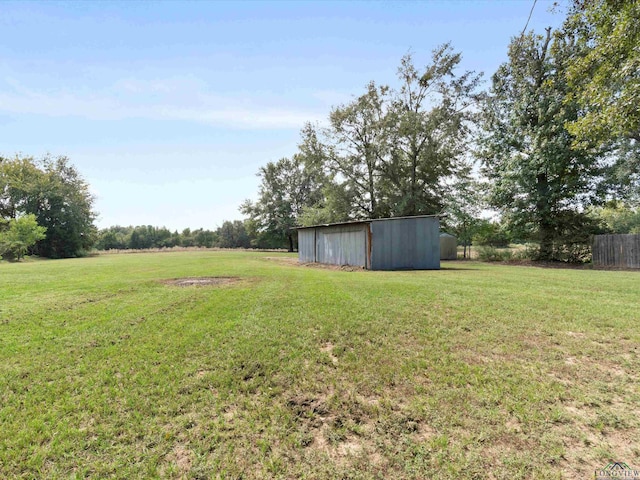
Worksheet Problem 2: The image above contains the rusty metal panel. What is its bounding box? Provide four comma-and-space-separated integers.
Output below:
298, 228, 316, 263
370, 217, 440, 270
316, 224, 368, 267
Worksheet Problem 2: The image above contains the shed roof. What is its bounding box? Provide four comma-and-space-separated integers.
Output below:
295, 214, 440, 230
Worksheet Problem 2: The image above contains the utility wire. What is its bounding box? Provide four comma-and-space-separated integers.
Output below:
521, 0, 538, 36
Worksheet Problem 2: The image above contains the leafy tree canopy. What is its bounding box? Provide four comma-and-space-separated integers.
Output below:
385, 46, 482, 217
299, 45, 482, 224
589, 201, 640, 234
0, 214, 47, 260
565, 0, 640, 146
478, 29, 608, 260
0, 155, 97, 258
240, 154, 326, 251
217, 220, 251, 249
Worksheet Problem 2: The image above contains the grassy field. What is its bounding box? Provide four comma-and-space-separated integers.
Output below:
1, 251, 639, 479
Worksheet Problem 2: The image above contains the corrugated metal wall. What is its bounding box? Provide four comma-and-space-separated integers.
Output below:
370, 217, 440, 270
316, 224, 368, 268
297, 216, 440, 270
298, 229, 316, 263
297, 224, 369, 267
593, 234, 640, 268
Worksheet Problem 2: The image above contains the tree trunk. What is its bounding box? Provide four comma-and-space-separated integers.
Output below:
369, 170, 377, 219
539, 220, 554, 261
536, 173, 554, 261
287, 233, 294, 253
411, 153, 417, 215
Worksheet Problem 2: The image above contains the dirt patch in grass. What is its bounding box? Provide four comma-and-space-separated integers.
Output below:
263, 256, 365, 271
287, 394, 332, 424
162, 276, 240, 287
285, 387, 433, 472
161, 444, 194, 477
262, 256, 299, 264
320, 342, 339, 365
557, 403, 640, 478
300, 262, 364, 272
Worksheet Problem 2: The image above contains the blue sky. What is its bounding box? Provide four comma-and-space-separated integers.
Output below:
0, 0, 566, 231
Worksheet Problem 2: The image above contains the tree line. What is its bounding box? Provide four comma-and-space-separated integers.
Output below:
95, 221, 255, 250
242, 0, 640, 261
0, 153, 292, 258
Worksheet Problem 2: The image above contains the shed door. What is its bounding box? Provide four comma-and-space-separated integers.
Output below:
317, 226, 367, 267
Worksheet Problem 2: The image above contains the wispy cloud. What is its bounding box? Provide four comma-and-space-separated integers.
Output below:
0, 77, 324, 129
164, 106, 321, 129
311, 89, 355, 107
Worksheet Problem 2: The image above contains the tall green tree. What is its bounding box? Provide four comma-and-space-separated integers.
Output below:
0, 155, 97, 258
297, 124, 354, 225
302, 46, 481, 221
308, 82, 391, 219
385, 46, 482, 216
35, 157, 97, 257
297, 182, 354, 227
565, 0, 640, 146
478, 29, 608, 260
193, 228, 218, 248
240, 154, 326, 251
563, 0, 640, 202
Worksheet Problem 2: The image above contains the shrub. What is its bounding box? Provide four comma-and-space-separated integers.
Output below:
547, 211, 599, 263
511, 244, 539, 261
477, 246, 513, 262
474, 221, 511, 247
0, 214, 47, 261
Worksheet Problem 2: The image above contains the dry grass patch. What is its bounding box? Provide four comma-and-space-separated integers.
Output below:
161, 444, 195, 478
263, 255, 365, 271
162, 276, 240, 287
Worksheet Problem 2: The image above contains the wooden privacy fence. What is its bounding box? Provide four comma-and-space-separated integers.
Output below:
592, 234, 640, 268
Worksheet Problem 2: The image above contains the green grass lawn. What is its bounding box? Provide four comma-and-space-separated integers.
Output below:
1, 251, 638, 479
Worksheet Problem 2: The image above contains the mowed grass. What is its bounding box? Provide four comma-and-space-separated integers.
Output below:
1, 252, 639, 479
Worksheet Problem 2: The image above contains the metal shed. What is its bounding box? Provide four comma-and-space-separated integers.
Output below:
440, 233, 458, 260
297, 215, 440, 270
